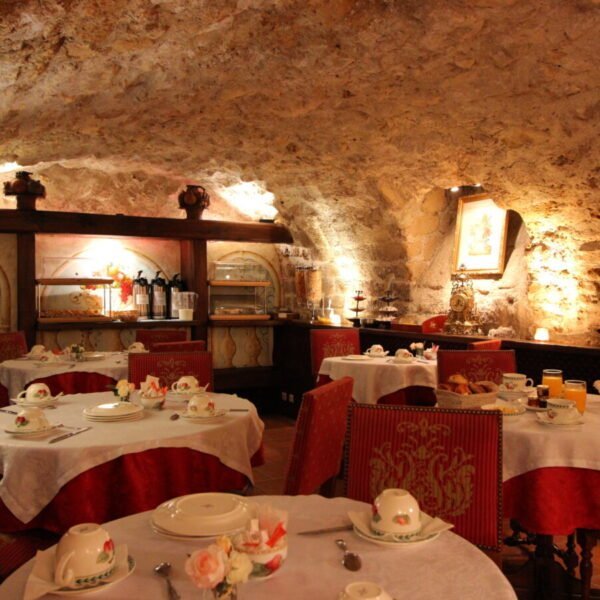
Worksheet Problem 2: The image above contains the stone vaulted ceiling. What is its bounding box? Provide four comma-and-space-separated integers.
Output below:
1, 0, 599, 341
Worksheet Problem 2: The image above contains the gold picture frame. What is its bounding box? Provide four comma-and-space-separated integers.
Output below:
452, 194, 508, 276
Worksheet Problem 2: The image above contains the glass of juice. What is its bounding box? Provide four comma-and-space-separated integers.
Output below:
564, 379, 587, 414
542, 369, 563, 398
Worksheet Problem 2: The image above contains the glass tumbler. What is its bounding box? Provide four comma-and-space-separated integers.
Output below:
542, 369, 563, 399
563, 379, 587, 414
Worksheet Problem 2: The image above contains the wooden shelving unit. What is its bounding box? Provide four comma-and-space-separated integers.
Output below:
209, 280, 271, 287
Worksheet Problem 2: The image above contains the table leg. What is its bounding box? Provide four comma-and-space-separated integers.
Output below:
577, 529, 599, 600
534, 534, 557, 600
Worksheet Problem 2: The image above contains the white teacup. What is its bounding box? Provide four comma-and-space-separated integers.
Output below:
188, 394, 215, 416
54, 523, 116, 589
502, 373, 534, 391
17, 382, 51, 404
366, 344, 386, 357
28, 344, 46, 356
127, 342, 146, 353
547, 398, 580, 423
14, 407, 50, 432
395, 349, 413, 359
171, 376, 200, 393
371, 488, 421, 536
341, 582, 392, 600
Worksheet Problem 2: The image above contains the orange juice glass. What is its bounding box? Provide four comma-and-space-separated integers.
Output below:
542, 369, 563, 398
564, 380, 587, 414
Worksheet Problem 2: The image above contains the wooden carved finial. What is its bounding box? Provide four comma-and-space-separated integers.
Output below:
3, 171, 46, 210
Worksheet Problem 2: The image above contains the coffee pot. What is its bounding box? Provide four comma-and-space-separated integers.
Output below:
150, 271, 167, 319
132, 270, 149, 318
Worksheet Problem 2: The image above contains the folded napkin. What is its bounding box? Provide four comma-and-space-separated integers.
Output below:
348, 510, 453, 544
24, 544, 128, 600
37, 351, 61, 363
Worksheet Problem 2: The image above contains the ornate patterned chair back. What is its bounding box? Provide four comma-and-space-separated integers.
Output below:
421, 315, 447, 333
310, 329, 360, 376
0, 331, 28, 363
468, 339, 502, 351
345, 404, 503, 549
151, 340, 206, 353
437, 349, 516, 385
135, 329, 187, 350
284, 376, 354, 496
128, 351, 213, 390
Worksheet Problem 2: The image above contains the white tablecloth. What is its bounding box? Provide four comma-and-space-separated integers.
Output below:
502, 394, 600, 481
0, 392, 264, 523
319, 356, 437, 404
0, 354, 128, 399
0, 495, 516, 600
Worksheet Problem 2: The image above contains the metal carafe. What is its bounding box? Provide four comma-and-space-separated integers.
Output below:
150, 271, 167, 319
132, 271, 149, 318
168, 273, 184, 319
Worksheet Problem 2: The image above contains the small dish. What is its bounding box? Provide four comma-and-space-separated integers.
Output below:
4, 424, 59, 437
342, 355, 372, 361
536, 412, 584, 426
363, 351, 389, 358
481, 403, 526, 417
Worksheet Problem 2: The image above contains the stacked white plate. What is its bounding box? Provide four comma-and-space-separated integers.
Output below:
14, 397, 57, 409
82, 352, 105, 361
83, 402, 144, 422
151, 493, 251, 539
4, 423, 60, 437
180, 409, 227, 423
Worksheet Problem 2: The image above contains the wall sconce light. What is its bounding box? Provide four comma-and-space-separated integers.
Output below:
534, 327, 550, 342
330, 314, 342, 326
445, 184, 486, 202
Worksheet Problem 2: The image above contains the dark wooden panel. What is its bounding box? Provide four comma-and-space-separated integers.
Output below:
17, 233, 36, 347
0, 209, 293, 244
180, 240, 208, 342
214, 367, 280, 391
36, 320, 199, 331
209, 320, 283, 328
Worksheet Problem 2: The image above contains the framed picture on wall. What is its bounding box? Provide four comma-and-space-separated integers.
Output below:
452, 194, 508, 276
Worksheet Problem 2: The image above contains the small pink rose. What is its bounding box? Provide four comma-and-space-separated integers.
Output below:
185, 546, 227, 590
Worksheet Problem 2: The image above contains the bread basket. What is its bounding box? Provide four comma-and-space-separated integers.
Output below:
435, 388, 497, 409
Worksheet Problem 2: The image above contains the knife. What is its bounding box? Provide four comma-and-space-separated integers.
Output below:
0, 408, 18, 415
228, 409, 249, 412
297, 524, 353, 536
49, 426, 92, 444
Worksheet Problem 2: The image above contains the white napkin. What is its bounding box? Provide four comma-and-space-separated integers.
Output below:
37, 351, 61, 363
348, 510, 453, 543
140, 375, 161, 396
24, 544, 128, 600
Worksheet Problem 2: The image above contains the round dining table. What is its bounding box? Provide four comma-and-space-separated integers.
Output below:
0, 353, 128, 399
0, 391, 264, 533
0, 495, 517, 600
319, 355, 437, 404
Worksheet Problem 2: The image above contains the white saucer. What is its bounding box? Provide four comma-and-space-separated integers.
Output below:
83, 402, 143, 418
536, 412, 584, 426
82, 352, 105, 361
348, 510, 450, 547
14, 398, 58, 409
497, 390, 534, 402
28, 544, 134, 596
181, 409, 227, 421
524, 404, 549, 412
4, 424, 59, 437
343, 355, 372, 361
364, 351, 389, 358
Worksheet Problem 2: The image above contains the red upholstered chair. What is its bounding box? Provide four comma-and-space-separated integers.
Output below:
151, 340, 206, 353
468, 339, 502, 350
134, 329, 187, 350
345, 404, 503, 549
128, 351, 213, 390
0, 534, 57, 582
437, 349, 516, 385
421, 315, 447, 333
0, 332, 28, 407
284, 377, 354, 496
310, 328, 360, 378
29, 372, 117, 396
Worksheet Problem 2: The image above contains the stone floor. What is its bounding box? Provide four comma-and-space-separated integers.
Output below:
253, 414, 600, 599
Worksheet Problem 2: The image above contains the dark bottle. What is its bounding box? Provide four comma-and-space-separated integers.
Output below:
168, 273, 185, 319
150, 271, 168, 319
132, 271, 150, 318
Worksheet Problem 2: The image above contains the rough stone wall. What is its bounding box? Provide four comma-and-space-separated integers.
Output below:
1, 0, 598, 345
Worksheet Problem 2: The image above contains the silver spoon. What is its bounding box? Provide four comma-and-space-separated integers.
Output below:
154, 562, 180, 600
335, 538, 362, 571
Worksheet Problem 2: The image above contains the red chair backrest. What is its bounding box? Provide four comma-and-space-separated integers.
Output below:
437, 349, 516, 385
310, 329, 360, 376
345, 404, 503, 549
151, 340, 206, 353
135, 329, 187, 350
284, 377, 354, 495
421, 315, 447, 333
0, 331, 28, 362
128, 351, 213, 390
468, 339, 502, 351
29, 372, 117, 396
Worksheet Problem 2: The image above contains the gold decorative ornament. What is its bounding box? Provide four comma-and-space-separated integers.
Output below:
445, 267, 480, 335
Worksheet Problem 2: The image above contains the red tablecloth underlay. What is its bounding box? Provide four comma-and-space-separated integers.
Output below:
503, 467, 600, 536
0, 446, 264, 534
